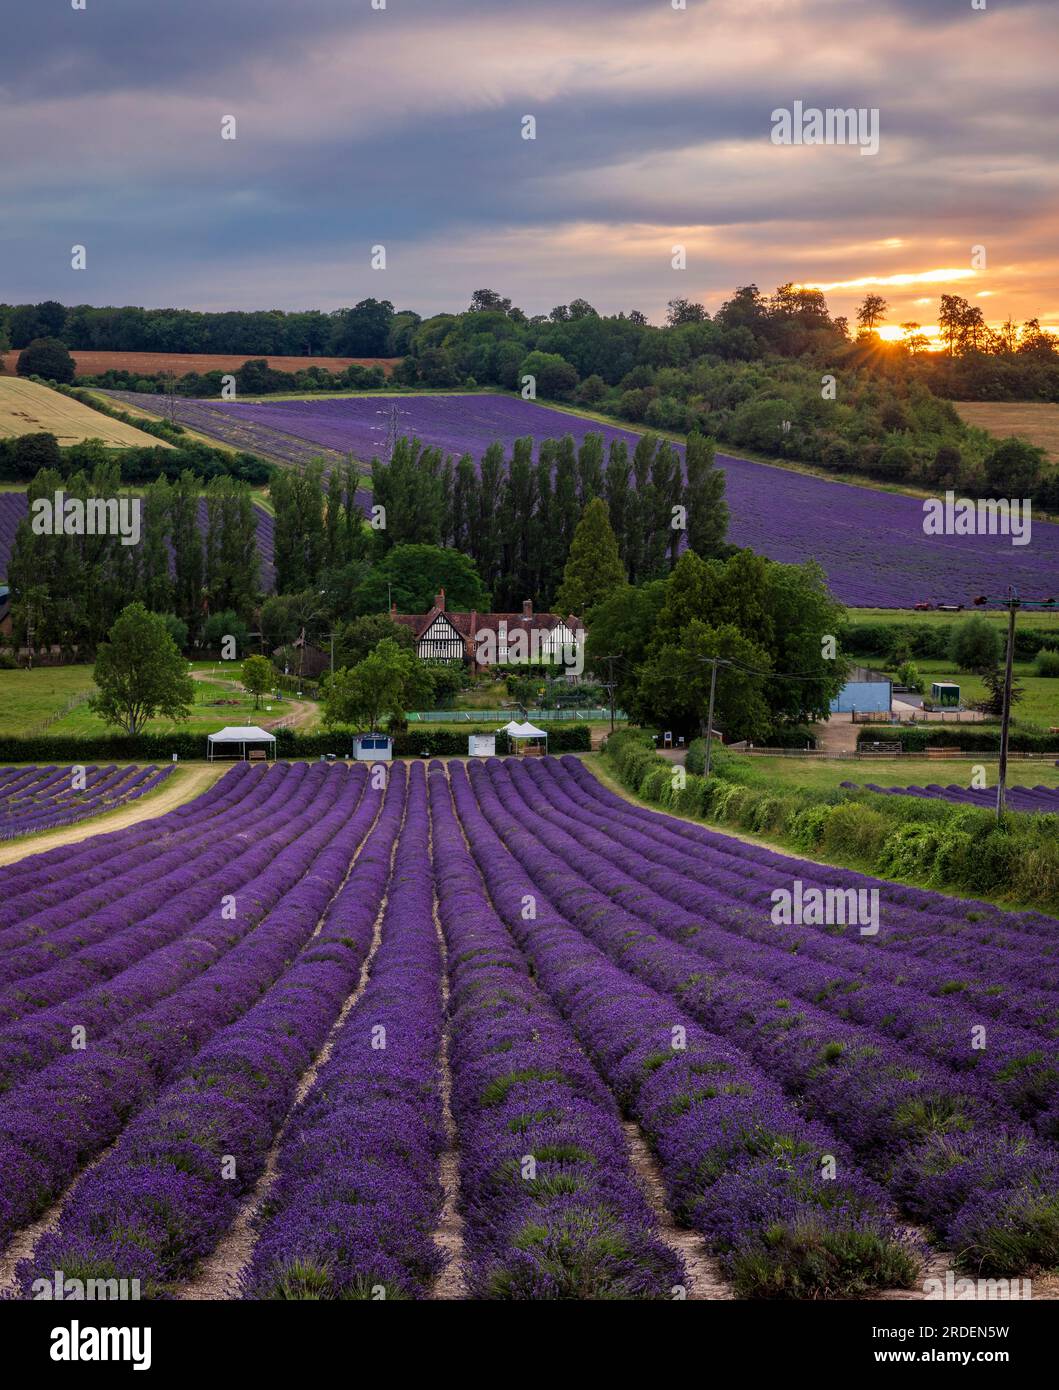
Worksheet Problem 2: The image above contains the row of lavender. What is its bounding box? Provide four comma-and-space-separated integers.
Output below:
844, 780, 1059, 814
0, 764, 173, 840
1, 757, 1056, 1297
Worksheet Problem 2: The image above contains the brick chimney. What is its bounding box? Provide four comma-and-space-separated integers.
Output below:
434, 587, 446, 611
390, 600, 397, 619
522, 599, 533, 620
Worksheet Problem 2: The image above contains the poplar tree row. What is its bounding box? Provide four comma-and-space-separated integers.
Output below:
8, 467, 260, 650
361, 430, 728, 610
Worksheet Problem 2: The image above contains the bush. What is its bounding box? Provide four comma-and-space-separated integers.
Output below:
17, 339, 75, 384
670, 775, 707, 817
819, 802, 891, 864
856, 726, 1059, 753
948, 615, 1002, 673
640, 765, 672, 805
787, 804, 834, 852
1034, 649, 1059, 678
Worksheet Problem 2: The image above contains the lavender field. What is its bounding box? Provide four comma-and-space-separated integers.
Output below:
173, 393, 1056, 608
0, 491, 275, 591
0, 754, 1055, 1301
0, 493, 22, 582
101, 391, 374, 515
845, 780, 1059, 813
0, 763, 173, 840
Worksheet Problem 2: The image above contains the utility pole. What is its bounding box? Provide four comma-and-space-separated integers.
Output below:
995, 589, 1019, 823
599, 654, 619, 734
704, 657, 720, 777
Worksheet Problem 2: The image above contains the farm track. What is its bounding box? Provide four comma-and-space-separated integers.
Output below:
189, 668, 317, 731
0, 756, 1054, 1299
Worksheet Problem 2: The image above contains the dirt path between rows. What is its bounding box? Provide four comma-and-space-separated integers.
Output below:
0, 764, 225, 868
621, 1121, 730, 1300
430, 887, 466, 1299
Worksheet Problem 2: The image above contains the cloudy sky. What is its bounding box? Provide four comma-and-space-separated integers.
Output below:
2, 0, 1057, 336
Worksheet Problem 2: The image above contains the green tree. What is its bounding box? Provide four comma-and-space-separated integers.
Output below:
684, 432, 728, 559
90, 602, 195, 734
203, 608, 252, 657
16, 338, 75, 383
976, 664, 1024, 717
949, 615, 1001, 673
855, 294, 888, 335
519, 350, 579, 399
555, 498, 627, 616
353, 544, 488, 614
322, 639, 432, 731
333, 612, 416, 668
241, 654, 274, 709
637, 619, 772, 741
203, 476, 260, 616
370, 438, 446, 551
584, 580, 667, 712
983, 438, 1043, 497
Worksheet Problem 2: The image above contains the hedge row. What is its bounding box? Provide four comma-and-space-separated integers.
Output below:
0, 723, 590, 764
855, 725, 1059, 753
603, 730, 1059, 910
839, 621, 1058, 663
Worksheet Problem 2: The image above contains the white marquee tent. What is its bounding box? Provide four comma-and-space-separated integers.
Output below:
206, 725, 277, 761
498, 720, 549, 755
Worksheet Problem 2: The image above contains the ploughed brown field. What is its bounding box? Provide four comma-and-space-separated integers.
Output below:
0, 350, 399, 379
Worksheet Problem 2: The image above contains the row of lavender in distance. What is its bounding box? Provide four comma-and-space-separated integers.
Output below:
843, 781, 1059, 814
515, 757, 1059, 1125
0, 764, 173, 840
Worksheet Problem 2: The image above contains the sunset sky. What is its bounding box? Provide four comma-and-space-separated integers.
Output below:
2, 0, 1057, 339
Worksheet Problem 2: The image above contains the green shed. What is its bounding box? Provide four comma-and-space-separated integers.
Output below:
930, 682, 960, 708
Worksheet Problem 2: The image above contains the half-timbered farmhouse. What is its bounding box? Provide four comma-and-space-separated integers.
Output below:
391, 589, 585, 669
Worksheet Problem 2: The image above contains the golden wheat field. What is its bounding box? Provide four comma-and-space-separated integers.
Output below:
0, 375, 168, 448
954, 400, 1059, 465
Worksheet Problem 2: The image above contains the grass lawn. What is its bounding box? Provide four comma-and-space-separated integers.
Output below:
0, 665, 97, 735
0, 661, 286, 739
50, 677, 276, 736
848, 606, 1059, 633
714, 753, 1059, 796
903, 660, 1059, 728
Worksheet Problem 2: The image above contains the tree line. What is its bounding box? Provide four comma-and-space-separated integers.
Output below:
6, 468, 260, 652
370, 430, 727, 610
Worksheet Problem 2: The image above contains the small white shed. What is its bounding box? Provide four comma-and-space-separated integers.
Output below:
352, 733, 393, 761
468, 733, 496, 758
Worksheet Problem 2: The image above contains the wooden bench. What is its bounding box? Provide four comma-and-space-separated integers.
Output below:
247, 749, 268, 762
